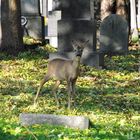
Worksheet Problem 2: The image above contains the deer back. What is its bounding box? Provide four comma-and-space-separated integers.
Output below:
47, 58, 79, 80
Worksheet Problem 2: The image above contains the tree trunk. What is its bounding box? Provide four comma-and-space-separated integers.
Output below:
0, 0, 23, 55
116, 0, 127, 19
100, 0, 128, 21
100, 0, 116, 21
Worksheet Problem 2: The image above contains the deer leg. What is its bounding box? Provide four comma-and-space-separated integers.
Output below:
34, 75, 50, 103
52, 80, 60, 107
67, 80, 73, 109
71, 79, 77, 106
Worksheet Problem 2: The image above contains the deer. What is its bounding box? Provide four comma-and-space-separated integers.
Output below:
34, 40, 88, 109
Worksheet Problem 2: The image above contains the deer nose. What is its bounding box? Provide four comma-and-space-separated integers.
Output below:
75, 51, 82, 56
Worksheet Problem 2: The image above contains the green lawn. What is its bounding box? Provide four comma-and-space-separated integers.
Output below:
0, 45, 140, 140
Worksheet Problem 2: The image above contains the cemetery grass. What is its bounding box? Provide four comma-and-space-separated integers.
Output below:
0, 45, 140, 140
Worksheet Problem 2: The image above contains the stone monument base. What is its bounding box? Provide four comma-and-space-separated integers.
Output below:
49, 51, 104, 68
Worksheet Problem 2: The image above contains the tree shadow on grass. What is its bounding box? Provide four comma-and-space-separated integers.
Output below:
75, 86, 140, 113
0, 78, 37, 96
0, 76, 140, 113
0, 127, 48, 140
0, 122, 140, 140
104, 50, 140, 73
0, 47, 49, 61
0, 130, 17, 140
0, 122, 139, 140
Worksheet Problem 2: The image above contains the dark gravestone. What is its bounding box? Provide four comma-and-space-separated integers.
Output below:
24, 16, 44, 39
21, 0, 44, 39
57, 20, 96, 52
53, 0, 91, 19
21, 0, 40, 16
49, 51, 104, 68
81, 51, 104, 68
49, 0, 104, 68
99, 14, 129, 55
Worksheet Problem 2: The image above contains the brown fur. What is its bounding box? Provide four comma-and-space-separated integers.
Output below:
34, 40, 88, 109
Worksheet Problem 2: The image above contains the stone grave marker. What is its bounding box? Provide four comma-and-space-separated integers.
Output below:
19, 113, 89, 130
99, 14, 129, 55
21, 0, 40, 16
53, 0, 91, 19
48, 11, 61, 37
21, 0, 44, 39
46, 10, 61, 47
48, 0, 104, 68
57, 19, 96, 52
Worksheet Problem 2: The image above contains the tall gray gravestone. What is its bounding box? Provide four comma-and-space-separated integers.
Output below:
49, 0, 104, 68
99, 14, 129, 55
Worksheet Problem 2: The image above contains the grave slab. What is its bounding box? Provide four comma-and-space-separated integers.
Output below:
19, 113, 89, 130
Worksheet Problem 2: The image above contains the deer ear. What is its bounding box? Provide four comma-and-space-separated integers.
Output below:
71, 40, 77, 48
71, 40, 76, 44
71, 40, 75, 50
71, 40, 74, 45
83, 40, 89, 47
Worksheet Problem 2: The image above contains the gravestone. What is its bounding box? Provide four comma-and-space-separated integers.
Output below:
21, 0, 44, 39
48, 11, 61, 37
99, 14, 129, 55
53, 0, 96, 52
57, 19, 96, 52
46, 10, 61, 47
20, 113, 89, 130
21, 0, 40, 16
53, 0, 91, 19
49, 0, 104, 68
24, 16, 44, 39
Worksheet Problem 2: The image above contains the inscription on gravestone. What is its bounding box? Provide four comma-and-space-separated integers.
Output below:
99, 14, 129, 55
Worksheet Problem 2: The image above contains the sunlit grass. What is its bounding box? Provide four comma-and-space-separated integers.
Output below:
0, 45, 140, 140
